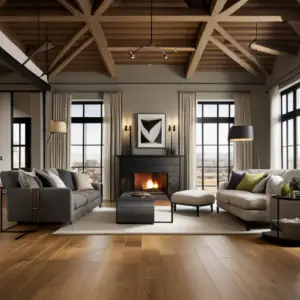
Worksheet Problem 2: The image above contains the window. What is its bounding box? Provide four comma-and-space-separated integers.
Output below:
196, 101, 234, 192
71, 102, 103, 182
12, 118, 31, 169
281, 83, 300, 169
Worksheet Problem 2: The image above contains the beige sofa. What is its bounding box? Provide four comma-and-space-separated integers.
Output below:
216, 169, 300, 229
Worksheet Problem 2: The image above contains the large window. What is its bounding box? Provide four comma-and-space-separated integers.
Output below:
196, 101, 234, 192
71, 102, 103, 182
281, 83, 300, 169
12, 118, 31, 170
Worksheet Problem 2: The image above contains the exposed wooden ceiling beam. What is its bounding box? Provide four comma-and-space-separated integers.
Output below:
49, 24, 90, 71
75, 0, 117, 78
186, 0, 227, 78
49, 37, 93, 79
93, 0, 115, 17
289, 21, 300, 37
109, 47, 195, 52
210, 36, 257, 75
56, 0, 83, 16
249, 41, 299, 56
219, 0, 248, 16
214, 23, 268, 75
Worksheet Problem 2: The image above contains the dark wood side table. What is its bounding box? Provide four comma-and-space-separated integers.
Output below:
0, 185, 37, 239
261, 195, 300, 246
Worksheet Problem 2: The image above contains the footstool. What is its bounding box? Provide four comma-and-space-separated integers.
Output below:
171, 190, 215, 216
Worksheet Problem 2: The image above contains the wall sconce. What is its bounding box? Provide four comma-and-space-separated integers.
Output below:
124, 125, 132, 155
168, 124, 176, 155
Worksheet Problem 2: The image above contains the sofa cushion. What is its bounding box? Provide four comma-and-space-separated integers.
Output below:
57, 169, 76, 191
217, 189, 267, 210
1, 171, 21, 188
72, 193, 88, 209
236, 173, 265, 192
227, 171, 245, 190
74, 189, 100, 203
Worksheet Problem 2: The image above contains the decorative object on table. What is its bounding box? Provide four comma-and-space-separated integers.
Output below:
280, 184, 291, 197
131, 191, 151, 197
289, 177, 300, 198
137, 113, 166, 148
168, 124, 176, 155
124, 125, 132, 155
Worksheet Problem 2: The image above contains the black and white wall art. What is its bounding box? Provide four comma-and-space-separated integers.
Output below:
137, 113, 166, 148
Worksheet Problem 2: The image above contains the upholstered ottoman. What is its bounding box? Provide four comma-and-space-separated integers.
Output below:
171, 190, 215, 216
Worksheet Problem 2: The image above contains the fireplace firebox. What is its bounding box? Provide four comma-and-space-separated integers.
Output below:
134, 173, 167, 194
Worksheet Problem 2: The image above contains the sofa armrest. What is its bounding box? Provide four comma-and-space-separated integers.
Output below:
218, 182, 228, 190
7, 188, 73, 223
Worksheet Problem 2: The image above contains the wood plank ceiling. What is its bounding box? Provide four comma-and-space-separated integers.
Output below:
0, 0, 299, 78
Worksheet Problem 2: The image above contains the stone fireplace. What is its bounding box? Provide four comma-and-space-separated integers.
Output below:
116, 155, 183, 199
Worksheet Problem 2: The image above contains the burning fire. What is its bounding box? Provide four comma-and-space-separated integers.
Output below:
144, 179, 159, 190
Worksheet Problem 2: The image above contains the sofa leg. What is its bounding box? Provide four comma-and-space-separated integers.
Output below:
216, 207, 219, 214
246, 223, 250, 231
174, 203, 176, 212
196, 206, 199, 217
210, 204, 213, 212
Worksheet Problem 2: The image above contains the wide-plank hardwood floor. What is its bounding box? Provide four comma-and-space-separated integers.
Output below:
1, 230, 300, 300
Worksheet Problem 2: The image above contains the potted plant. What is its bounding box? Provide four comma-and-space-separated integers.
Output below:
289, 177, 300, 197
281, 184, 291, 197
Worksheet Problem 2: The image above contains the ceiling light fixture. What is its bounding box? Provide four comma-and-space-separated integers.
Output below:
128, 0, 168, 60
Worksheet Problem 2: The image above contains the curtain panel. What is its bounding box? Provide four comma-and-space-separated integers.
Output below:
103, 92, 122, 201
47, 92, 71, 169
234, 92, 253, 170
179, 91, 196, 189
269, 85, 281, 169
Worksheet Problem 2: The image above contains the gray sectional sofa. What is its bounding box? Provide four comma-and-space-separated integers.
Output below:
1, 170, 102, 224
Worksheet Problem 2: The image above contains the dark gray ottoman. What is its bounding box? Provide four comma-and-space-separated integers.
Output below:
116, 192, 154, 224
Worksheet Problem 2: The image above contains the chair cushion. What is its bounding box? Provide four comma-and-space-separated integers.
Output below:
217, 189, 267, 210
57, 169, 76, 191
72, 193, 88, 209
171, 190, 215, 205
73, 189, 100, 203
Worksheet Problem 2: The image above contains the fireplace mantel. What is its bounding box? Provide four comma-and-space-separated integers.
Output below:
116, 155, 183, 198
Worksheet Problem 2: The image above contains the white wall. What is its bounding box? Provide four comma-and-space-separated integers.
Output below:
0, 93, 11, 171
52, 65, 270, 168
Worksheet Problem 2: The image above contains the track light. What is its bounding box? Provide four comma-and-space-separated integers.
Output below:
164, 54, 168, 59
129, 51, 135, 59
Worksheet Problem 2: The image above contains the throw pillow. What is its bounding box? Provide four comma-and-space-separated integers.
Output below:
265, 175, 284, 195
47, 171, 66, 188
73, 172, 93, 190
227, 171, 245, 190
252, 174, 270, 193
46, 168, 59, 177
57, 169, 76, 191
91, 182, 102, 191
236, 173, 265, 192
35, 169, 57, 187
18, 169, 43, 188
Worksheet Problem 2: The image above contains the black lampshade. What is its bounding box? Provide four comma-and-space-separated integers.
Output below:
228, 125, 254, 141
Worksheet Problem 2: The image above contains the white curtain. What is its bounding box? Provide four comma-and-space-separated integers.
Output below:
179, 92, 196, 189
234, 92, 253, 170
103, 92, 122, 201
270, 85, 281, 169
47, 92, 71, 169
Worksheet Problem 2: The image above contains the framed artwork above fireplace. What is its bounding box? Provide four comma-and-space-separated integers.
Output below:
137, 113, 166, 148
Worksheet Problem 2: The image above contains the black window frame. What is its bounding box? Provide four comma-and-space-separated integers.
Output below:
71, 101, 104, 183
196, 101, 235, 191
280, 82, 300, 169
12, 117, 31, 170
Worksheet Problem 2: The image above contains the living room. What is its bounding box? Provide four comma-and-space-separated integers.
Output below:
0, 0, 300, 299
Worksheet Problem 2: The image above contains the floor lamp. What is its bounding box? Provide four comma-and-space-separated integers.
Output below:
228, 125, 260, 169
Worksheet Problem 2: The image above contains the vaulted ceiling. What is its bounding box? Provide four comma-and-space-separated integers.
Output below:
0, 0, 299, 78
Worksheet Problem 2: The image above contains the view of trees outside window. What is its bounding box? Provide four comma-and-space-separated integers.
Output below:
281, 84, 300, 169
70, 102, 103, 182
196, 101, 234, 193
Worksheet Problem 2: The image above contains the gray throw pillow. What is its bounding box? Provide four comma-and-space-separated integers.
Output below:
35, 169, 57, 187
73, 172, 93, 190
18, 169, 43, 188
252, 174, 270, 193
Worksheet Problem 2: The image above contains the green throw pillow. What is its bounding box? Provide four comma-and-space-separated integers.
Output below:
236, 173, 265, 192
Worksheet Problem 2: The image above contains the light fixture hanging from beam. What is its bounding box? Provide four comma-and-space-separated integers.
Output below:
128, 0, 168, 60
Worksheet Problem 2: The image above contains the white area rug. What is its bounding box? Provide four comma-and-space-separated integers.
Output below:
54, 205, 266, 235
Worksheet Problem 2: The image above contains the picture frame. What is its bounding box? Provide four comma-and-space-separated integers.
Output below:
137, 113, 166, 148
